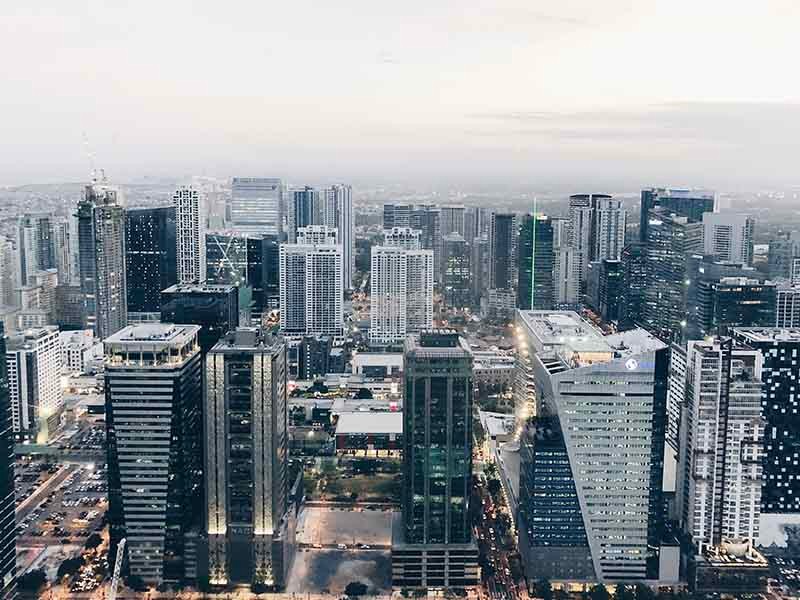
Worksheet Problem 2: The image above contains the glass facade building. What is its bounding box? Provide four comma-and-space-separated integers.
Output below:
517, 215, 554, 311
0, 326, 16, 598
125, 206, 177, 318
160, 283, 239, 354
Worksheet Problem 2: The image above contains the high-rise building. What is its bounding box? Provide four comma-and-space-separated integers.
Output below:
296, 225, 338, 245
105, 324, 203, 585
160, 283, 239, 354
776, 285, 800, 327
489, 213, 517, 292
383, 227, 421, 250
640, 188, 715, 242
702, 213, 755, 266
410, 207, 442, 282
279, 242, 343, 337
464, 207, 493, 242
768, 231, 800, 283
440, 205, 466, 237
5, 326, 62, 443
554, 247, 580, 309
0, 237, 17, 308
369, 244, 434, 345
442, 234, 471, 309
174, 186, 206, 284
470, 236, 490, 307
228, 178, 282, 236
392, 331, 479, 590
205, 328, 293, 590
514, 311, 673, 583
689, 277, 776, 339
677, 338, 763, 550
731, 328, 800, 547
517, 215, 554, 311
593, 195, 626, 261
77, 180, 127, 338
17, 214, 55, 285
125, 207, 178, 321
567, 194, 596, 291
0, 325, 16, 598
586, 259, 624, 323
286, 186, 318, 243
383, 203, 413, 229
52, 216, 80, 287
320, 185, 354, 291
642, 208, 703, 342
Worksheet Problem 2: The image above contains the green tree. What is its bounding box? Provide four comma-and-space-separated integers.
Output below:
633, 584, 656, 600
614, 585, 635, 600
85, 533, 103, 549
534, 578, 553, 600
345, 581, 368, 597
18, 569, 47, 592
57, 557, 84, 579
589, 584, 611, 600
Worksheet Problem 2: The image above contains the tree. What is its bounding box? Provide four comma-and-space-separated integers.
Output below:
589, 584, 611, 600
633, 584, 656, 600
487, 478, 502, 497
125, 574, 148, 591
534, 578, 553, 600
85, 533, 103, 550
57, 557, 84, 579
355, 387, 373, 399
614, 585, 635, 600
345, 581, 368, 597
18, 569, 47, 592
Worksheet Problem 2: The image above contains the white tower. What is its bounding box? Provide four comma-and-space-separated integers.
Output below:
174, 186, 206, 284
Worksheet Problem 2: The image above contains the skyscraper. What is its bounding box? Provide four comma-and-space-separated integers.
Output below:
0, 237, 17, 308
731, 328, 800, 547
586, 259, 624, 323
689, 277, 776, 339
205, 328, 292, 590
567, 194, 596, 290
677, 338, 763, 549
17, 214, 55, 285
125, 207, 177, 321
228, 178, 282, 236
279, 241, 343, 336
514, 311, 672, 583
160, 283, 239, 354
442, 234, 471, 309
640, 188, 715, 242
776, 285, 800, 327
593, 195, 626, 261
286, 186, 318, 243
768, 231, 800, 282
410, 206, 442, 282
642, 208, 703, 342
470, 236, 490, 307
440, 205, 466, 237
489, 213, 517, 292
383, 227, 421, 250
77, 180, 127, 338
0, 325, 16, 599
702, 213, 755, 266
52, 216, 80, 287
554, 247, 579, 309
105, 324, 203, 585
392, 331, 479, 589
5, 326, 63, 443
174, 186, 206, 284
320, 184, 354, 291
517, 214, 554, 311
383, 203, 413, 229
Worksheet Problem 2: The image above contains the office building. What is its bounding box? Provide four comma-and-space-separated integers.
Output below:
731, 328, 800, 547
286, 186, 318, 243
59, 329, 101, 375
517, 215, 554, 311
174, 186, 206, 284
160, 283, 239, 354
620, 246, 649, 329
296, 225, 337, 245
768, 232, 800, 283
554, 247, 580, 309
642, 208, 703, 343
489, 213, 517, 292
320, 184, 354, 291
125, 207, 178, 321
464, 207, 492, 242
369, 244, 434, 345
776, 285, 800, 327
392, 331, 479, 590
410, 206, 442, 282
77, 180, 127, 339
105, 324, 203, 585
0, 237, 16, 308
640, 188, 715, 242
17, 214, 55, 285
593, 195, 626, 261
383, 203, 413, 229
5, 326, 62, 443
279, 242, 343, 337
702, 213, 755, 266
52, 216, 80, 287
470, 236, 490, 306
440, 205, 466, 237
298, 335, 333, 380
0, 326, 16, 598
384, 227, 421, 250
586, 259, 624, 323
442, 234, 471, 309
689, 277, 776, 339
55, 285, 84, 331
228, 178, 282, 236
677, 338, 763, 550
514, 311, 673, 583
206, 328, 293, 590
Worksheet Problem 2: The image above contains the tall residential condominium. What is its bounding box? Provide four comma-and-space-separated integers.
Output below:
160, 283, 239, 354
228, 178, 282, 236
586, 259, 624, 324
383, 227, 421, 250
768, 231, 800, 282
77, 180, 127, 339
383, 203, 413, 229
104, 324, 203, 585
392, 331, 479, 589
320, 185, 354, 290
440, 205, 466, 237
442, 234, 471, 309
464, 207, 493, 242
593, 195, 626, 261
52, 216, 80, 287
640, 188, 715, 242
514, 311, 674, 584
0, 326, 15, 598
17, 214, 55, 285
517, 214, 554, 311
554, 247, 580, 309
642, 208, 703, 343
470, 236, 490, 306
489, 213, 517, 292
369, 244, 434, 345
676, 338, 764, 550
702, 213, 755, 266
730, 328, 800, 547
174, 186, 206, 284
279, 242, 343, 337
688, 277, 776, 339
125, 207, 178, 321
296, 225, 338, 245
205, 328, 293, 590
0, 237, 16, 308
5, 326, 62, 443
286, 186, 318, 243
410, 207, 443, 282
776, 285, 800, 327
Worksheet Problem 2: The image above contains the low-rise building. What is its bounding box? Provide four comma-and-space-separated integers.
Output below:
335, 411, 403, 456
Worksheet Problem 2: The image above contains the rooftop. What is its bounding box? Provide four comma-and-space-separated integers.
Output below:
405, 331, 471, 357
210, 327, 283, 352
104, 323, 200, 347
733, 327, 800, 343
162, 281, 237, 294
335, 411, 403, 435
517, 311, 606, 352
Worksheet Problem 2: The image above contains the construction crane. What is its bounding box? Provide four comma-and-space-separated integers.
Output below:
108, 537, 126, 600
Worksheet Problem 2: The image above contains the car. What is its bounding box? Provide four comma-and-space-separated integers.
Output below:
358, 544, 371, 549
313, 543, 322, 549
337, 543, 347, 550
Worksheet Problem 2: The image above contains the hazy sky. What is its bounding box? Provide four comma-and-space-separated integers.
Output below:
2, 1, 800, 187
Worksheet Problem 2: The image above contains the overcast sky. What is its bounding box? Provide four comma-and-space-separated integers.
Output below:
2, 1, 800, 188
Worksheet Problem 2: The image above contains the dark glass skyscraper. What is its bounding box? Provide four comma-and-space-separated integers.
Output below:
639, 188, 714, 242
586, 259, 624, 323
489, 213, 517, 291
392, 331, 479, 589
160, 283, 239, 354
125, 207, 177, 318
442, 234, 471, 309
620, 242, 648, 330
0, 325, 16, 599
517, 215, 554, 310
690, 277, 776, 339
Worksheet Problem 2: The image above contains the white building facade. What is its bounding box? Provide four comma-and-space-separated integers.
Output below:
174, 186, 206, 284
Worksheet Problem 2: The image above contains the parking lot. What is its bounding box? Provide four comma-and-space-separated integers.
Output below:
296, 506, 394, 548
